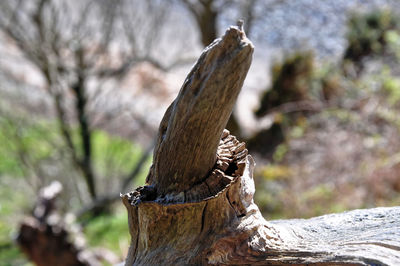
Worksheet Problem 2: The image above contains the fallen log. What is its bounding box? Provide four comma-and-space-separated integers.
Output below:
122, 24, 400, 265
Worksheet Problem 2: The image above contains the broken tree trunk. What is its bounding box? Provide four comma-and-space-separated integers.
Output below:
145, 25, 253, 196
122, 25, 400, 265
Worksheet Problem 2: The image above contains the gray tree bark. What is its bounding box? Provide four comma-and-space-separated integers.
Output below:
122, 25, 400, 265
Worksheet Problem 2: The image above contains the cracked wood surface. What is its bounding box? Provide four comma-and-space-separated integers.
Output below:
123, 25, 400, 265
124, 153, 400, 265
146, 25, 253, 196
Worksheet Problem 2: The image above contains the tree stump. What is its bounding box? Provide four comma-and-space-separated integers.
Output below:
122, 25, 400, 265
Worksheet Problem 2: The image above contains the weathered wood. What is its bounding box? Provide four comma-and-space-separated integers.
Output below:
124, 152, 400, 265
271, 206, 400, 265
146, 25, 253, 196
123, 25, 400, 265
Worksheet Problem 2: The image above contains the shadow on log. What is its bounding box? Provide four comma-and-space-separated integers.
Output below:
122, 24, 400, 265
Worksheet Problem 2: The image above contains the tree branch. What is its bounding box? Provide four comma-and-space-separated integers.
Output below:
146, 25, 253, 196
71, 49, 97, 200
180, 0, 218, 46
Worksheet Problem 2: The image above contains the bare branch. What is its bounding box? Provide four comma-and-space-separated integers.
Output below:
147, 26, 253, 195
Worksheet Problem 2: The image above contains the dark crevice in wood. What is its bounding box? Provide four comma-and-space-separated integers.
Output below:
202, 180, 213, 197
225, 162, 238, 176
225, 190, 239, 217
128, 130, 248, 206
127, 186, 157, 205
200, 202, 207, 233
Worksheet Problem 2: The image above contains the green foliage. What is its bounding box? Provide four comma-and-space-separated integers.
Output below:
380, 68, 400, 107
258, 164, 291, 181
84, 208, 130, 256
254, 167, 286, 219
0, 118, 59, 177
0, 117, 147, 190
313, 65, 345, 102
91, 130, 147, 185
385, 29, 400, 60
344, 9, 400, 64
272, 143, 288, 162
323, 108, 360, 124
299, 184, 335, 216
0, 244, 30, 266
0, 178, 32, 266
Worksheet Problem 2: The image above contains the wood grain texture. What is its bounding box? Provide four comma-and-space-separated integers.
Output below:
146, 26, 253, 196
123, 25, 400, 265
124, 153, 400, 265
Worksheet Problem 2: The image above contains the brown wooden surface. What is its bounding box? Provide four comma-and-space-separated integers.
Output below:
123, 25, 400, 265
124, 152, 400, 265
146, 25, 253, 196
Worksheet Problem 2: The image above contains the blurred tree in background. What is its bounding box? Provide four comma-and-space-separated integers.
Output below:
0, 0, 174, 216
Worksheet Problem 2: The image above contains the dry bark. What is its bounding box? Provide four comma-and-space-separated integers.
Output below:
122, 25, 400, 265
146, 25, 253, 196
